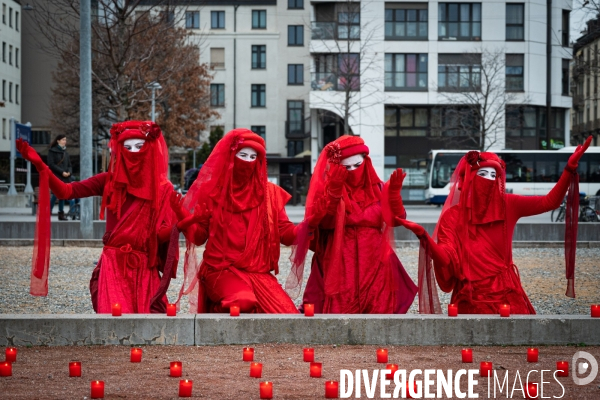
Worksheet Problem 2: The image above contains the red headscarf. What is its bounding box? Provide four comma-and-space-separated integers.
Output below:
101, 121, 169, 220
286, 135, 383, 298
176, 128, 272, 312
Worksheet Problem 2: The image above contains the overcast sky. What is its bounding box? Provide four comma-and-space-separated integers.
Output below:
571, 1, 596, 43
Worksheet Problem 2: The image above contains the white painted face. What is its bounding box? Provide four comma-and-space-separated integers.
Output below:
341, 154, 365, 171
477, 167, 497, 180
123, 138, 146, 152
236, 146, 258, 162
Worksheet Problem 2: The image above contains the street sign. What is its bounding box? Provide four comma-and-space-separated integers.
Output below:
15, 123, 32, 158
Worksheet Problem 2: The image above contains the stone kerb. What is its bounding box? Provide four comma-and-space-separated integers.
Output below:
1, 315, 598, 346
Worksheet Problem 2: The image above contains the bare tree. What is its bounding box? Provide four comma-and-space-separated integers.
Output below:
435, 48, 529, 151
309, 0, 382, 136
26, 0, 218, 148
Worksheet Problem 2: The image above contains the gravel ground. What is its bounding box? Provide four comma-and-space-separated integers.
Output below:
0, 246, 599, 314
1, 344, 599, 399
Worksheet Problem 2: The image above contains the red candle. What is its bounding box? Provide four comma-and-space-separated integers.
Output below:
527, 348, 539, 363
130, 348, 142, 363
556, 361, 569, 377
250, 362, 263, 378
480, 361, 492, 377
303, 348, 315, 362
499, 304, 510, 317
167, 303, 177, 317
448, 303, 458, 317
304, 303, 315, 317
5, 347, 17, 363
243, 347, 254, 362
170, 361, 182, 377
0, 361, 12, 377
230, 305, 240, 317
310, 362, 322, 378
591, 304, 600, 318
377, 348, 388, 363
91, 380, 104, 399
69, 361, 82, 377
525, 382, 538, 399
112, 303, 122, 317
260, 381, 273, 399
461, 349, 473, 363
179, 379, 193, 397
386, 364, 399, 380
325, 381, 339, 398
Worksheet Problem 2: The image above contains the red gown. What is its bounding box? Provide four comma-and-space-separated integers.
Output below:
185, 183, 299, 313
65, 173, 177, 313
434, 169, 572, 314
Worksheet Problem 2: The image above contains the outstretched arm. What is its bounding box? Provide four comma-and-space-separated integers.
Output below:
384, 168, 407, 221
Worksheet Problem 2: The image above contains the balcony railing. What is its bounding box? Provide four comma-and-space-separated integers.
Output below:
311, 72, 360, 91
311, 21, 360, 40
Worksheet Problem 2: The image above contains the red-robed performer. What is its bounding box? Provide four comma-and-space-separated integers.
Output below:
170, 128, 300, 313
287, 135, 417, 314
17, 121, 179, 313
397, 136, 593, 314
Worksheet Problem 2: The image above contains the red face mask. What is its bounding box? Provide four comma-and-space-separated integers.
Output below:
470, 173, 504, 224
114, 142, 153, 200
345, 162, 365, 187
233, 156, 257, 184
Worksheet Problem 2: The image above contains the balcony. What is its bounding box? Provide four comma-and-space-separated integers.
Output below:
572, 94, 584, 108
311, 72, 360, 91
311, 21, 360, 41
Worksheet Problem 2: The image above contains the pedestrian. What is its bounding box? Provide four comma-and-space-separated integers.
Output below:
47, 135, 72, 220
17, 121, 179, 314
288, 135, 417, 314
397, 136, 593, 314
171, 128, 300, 314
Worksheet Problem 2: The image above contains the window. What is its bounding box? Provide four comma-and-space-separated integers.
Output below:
287, 140, 304, 157
562, 10, 569, 46
385, 54, 428, 90
1, 80, 4, 100
288, 0, 303, 9
437, 54, 481, 90
15, 84, 18, 104
8, 45, 11, 65
251, 45, 266, 69
338, 10, 360, 39
438, 3, 481, 41
506, 54, 524, 91
251, 126, 266, 140
15, 48, 18, 68
252, 10, 266, 29
210, 84, 225, 107
385, 4, 428, 40
15, 11, 18, 31
2, 4, 5, 24
161, 11, 175, 27
185, 11, 199, 29
8, 7, 11, 27
31, 130, 51, 145
211, 11, 225, 29
506, 4, 524, 40
288, 25, 304, 46
288, 64, 303, 85
338, 53, 360, 90
2, 118, 5, 139
287, 100, 304, 137
210, 48, 225, 69
562, 59, 570, 95
8, 82, 12, 102
251, 84, 266, 107
2, 42, 4, 63
312, 53, 360, 91
506, 106, 565, 150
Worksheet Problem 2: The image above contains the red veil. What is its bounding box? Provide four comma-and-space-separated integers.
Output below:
286, 135, 385, 299
177, 128, 275, 312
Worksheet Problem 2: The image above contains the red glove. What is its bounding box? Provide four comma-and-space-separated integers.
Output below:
394, 216, 425, 237
567, 136, 592, 172
394, 216, 451, 268
388, 168, 406, 218
17, 139, 47, 172
177, 203, 211, 231
326, 163, 348, 200
170, 191, 190, 222
307, 195, 328, 228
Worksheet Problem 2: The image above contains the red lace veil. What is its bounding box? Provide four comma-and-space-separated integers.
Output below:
177, 128, 269, 312
286, 135, 383, 299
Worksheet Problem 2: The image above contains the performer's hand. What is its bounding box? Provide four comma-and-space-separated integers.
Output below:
389, 168, 406, 192
567, 136, 593, 171
16, 139, 46, 171
394, 216, 426, 237
326, 163, 348, 199
169, 191, 190, 221
307, 196, 328, 228
192, 203, 211, 225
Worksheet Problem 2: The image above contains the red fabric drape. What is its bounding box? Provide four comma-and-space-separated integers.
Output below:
30, 169, 51, 296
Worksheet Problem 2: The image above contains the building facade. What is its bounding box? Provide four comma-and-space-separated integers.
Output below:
0, 0, 22, 153
571, 15, 600, 146
308, 0, 573, 179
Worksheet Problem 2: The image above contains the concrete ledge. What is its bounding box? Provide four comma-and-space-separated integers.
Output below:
1, 315, 598, 346
0, 314, 195, 346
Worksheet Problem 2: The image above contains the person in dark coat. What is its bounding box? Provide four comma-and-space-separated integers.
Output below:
47, 135, 73, 220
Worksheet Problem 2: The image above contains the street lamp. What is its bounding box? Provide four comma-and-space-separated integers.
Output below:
148, 82, 162, 122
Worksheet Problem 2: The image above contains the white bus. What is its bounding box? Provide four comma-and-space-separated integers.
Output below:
425, 147, 600, 205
